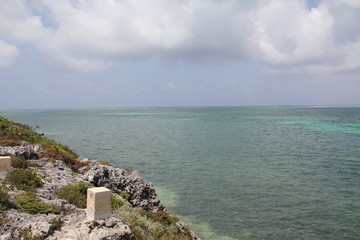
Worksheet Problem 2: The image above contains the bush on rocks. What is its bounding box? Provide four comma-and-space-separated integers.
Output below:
114, 205, 192, 240
0, 139, 21, 146
16, 192, 59, 215
49, 218, 63, 231
55, 181, 92, 209
0, 187, 12, 211
5, 169, 43, 191
11, 156, 29, 169
17, 228, 44, 240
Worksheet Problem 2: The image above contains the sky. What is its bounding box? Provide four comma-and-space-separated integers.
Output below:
0, 0, 360, 109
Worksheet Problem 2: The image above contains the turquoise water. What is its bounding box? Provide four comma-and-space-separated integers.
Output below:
1, 107, 360, 239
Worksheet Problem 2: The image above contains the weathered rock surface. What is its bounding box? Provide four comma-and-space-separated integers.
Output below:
36, 159, 81, 200
1, 209, 58, 238
83, 165, 166, 212
1, 209, 133, 240
48, 211, 133, 240
0, 143, 43, 159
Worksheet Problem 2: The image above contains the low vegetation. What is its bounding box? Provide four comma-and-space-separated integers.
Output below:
49, 218, 63, 231
16, 192, 59, 215
114, 205, 192, 240
5, 169, 43, 191
111, 195, 125, 209
17, 228, 44, 240
0, 116, 80, 171
55, 181, 92, 208
98, 161, 111, 166
0, 187, 12, 211
0, 139, 21, 146
11, 156, 29, 169
120, 192, 131, 200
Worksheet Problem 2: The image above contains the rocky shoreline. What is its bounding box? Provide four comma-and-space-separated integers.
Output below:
0, 142, 200, 240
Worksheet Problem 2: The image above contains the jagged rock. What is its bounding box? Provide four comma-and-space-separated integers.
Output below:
83, 165, 166, 212
48, 212, 133, 240
36, 159, 80, 200
1, 210, 133, 240
0, 209, 57, 238
0, 143, 43, 159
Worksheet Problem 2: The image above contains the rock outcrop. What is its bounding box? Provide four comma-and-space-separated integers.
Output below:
49, 213, 133, 240
83, 165, 166, 213
0, 143, 43, 159
1, 209, 133, 240
36, 159, 81, 200
0, 142, 199, 240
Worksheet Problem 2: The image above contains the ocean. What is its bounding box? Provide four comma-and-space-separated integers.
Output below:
1, 106, 360, 239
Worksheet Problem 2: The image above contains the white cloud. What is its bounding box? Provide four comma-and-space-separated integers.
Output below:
0, 39, 19, 67
0, 0, 359, 74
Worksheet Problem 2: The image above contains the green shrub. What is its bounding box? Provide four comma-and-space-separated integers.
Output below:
49, 218, 63, 231
69, 181, 92, 195
55, 181, 92, 209
0, 188, 12, 211
17, 228, 44, 240
114, 205, 192, 240
120, 192, 131, 200
0, 139, 21, 146
140, 210, 180, 226
16, 192, 59, 215
111, 195, 124, 209
11, 156, 28, 169
5, 169, 43, 191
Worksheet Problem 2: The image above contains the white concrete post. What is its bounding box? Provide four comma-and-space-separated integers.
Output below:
86, 187, 112, 221
0, 156, 11, 171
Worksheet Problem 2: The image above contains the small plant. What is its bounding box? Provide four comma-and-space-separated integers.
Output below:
17, 228, 44, 240
55, 181, 92, 208
81, 161, 89, 167
38, 174, 51, 183
5, 169, 43, 191
0, 218, 10, 225
11, 156, 28, 169
114, 205, 192, 240
120, 192, 131, 200
111, 195, 124, 209
140, 210, 180, 226
49, 218, 63, 231
98, 161, 111, 166
0, 139, 21, 146
16, 192, 59, 215
0, 188, 12, 211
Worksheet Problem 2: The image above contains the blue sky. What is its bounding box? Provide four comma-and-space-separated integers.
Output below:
0, 0, 360, 109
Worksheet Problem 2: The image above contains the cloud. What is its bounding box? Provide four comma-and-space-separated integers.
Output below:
0, 39, 19, 67
253, 0, 360, 74
0, 0, 359, 74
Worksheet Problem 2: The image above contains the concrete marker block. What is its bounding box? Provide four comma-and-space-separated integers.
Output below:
86, 187, 112, 221
0, 156, 11, 171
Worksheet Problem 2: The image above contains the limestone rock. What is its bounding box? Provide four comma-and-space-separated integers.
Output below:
0, 209, 57, 238
48, 212, 133, 240
0, 144, 43, 159
83, 165, 166, 212
1, 210, 133, 240
36, 159, 80, 200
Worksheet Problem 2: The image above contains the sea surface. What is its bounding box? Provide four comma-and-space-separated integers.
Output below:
1, 107, 360, 240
